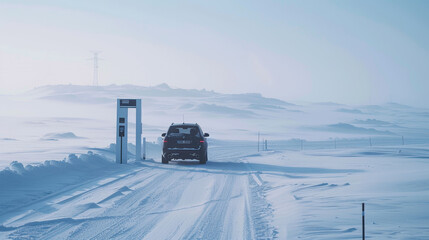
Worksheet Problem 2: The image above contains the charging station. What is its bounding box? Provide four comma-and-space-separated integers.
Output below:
116, 99, 142, 164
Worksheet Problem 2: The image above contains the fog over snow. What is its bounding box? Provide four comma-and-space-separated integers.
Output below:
0, 84, 429, 239
1, 1, 429, 239
1, 83, 429, 166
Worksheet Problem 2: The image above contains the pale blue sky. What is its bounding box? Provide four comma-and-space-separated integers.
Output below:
0, 0, 428, 106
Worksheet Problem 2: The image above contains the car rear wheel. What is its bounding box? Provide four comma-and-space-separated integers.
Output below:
199, 152, 207, 164
162, 155, 169, 164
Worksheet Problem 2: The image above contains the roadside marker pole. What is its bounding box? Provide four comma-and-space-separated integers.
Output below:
143, 137, 146, 160
362, 203, 365, 240
258, 132, 260, 152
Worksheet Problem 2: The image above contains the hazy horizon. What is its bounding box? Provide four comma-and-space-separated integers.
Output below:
3, 83, 426, 109
1, 1, 428, 107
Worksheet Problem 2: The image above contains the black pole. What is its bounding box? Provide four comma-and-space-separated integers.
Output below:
120, 136, 123, 164
362, 203, 365, 240
257, 132, 260, 152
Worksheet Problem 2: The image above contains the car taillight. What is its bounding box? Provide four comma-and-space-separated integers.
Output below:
163, 140, 168, 143
200, 140, 204, 143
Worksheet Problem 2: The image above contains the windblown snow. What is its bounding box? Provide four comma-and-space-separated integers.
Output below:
1, 84, 429, 239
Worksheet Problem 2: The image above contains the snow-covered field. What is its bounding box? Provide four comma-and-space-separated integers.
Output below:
1, 84, 429, 239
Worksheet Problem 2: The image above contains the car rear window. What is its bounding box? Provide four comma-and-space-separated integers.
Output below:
168, 126, 201, 137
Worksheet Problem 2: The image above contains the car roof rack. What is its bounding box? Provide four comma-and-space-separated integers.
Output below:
170, 122, 199, 126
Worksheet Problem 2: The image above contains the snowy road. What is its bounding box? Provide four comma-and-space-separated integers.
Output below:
3, 143, 428, 239
0, 145, 277, 239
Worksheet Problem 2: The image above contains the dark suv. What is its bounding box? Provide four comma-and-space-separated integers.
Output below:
161, 123, 209, 164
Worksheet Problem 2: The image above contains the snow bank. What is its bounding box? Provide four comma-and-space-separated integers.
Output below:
0, 152, 110, 182
0, 152, 120, 216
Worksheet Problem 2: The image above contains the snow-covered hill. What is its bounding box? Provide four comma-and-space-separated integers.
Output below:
1, 84, 429, 167
1, 84, 429, 239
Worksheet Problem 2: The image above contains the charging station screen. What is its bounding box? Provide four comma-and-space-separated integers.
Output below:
120, 99, 137, 107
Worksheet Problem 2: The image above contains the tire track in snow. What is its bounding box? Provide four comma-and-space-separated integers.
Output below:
67, 169, 195, 240
116, 169, 198, 240
182, 174, 239, 240
1, 166, 150, 223
3, 169, 172, 240
3, 153, 279, 239
56, 168, 155, 205
248, 174, 278, 239
2, 167, 152, 231
245, 159, 278, 239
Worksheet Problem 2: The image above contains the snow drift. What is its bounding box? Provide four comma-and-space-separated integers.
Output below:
0, 152, 120, 216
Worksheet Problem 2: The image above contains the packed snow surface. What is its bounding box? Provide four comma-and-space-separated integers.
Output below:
1, 144, 429, 239
1, 84, 429, 239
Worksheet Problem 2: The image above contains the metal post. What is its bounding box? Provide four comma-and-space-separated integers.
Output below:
362, 203, 365, 240
120, 136, 123, 164
143, 137, 146, 160
369, 138, 372, 147
116, 101, 128, 164
258, 132, 260, 152
402, 136, 404, 145
136, 99, 142, 161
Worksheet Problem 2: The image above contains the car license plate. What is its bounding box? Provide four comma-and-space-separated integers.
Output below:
177, 140, 191, 144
